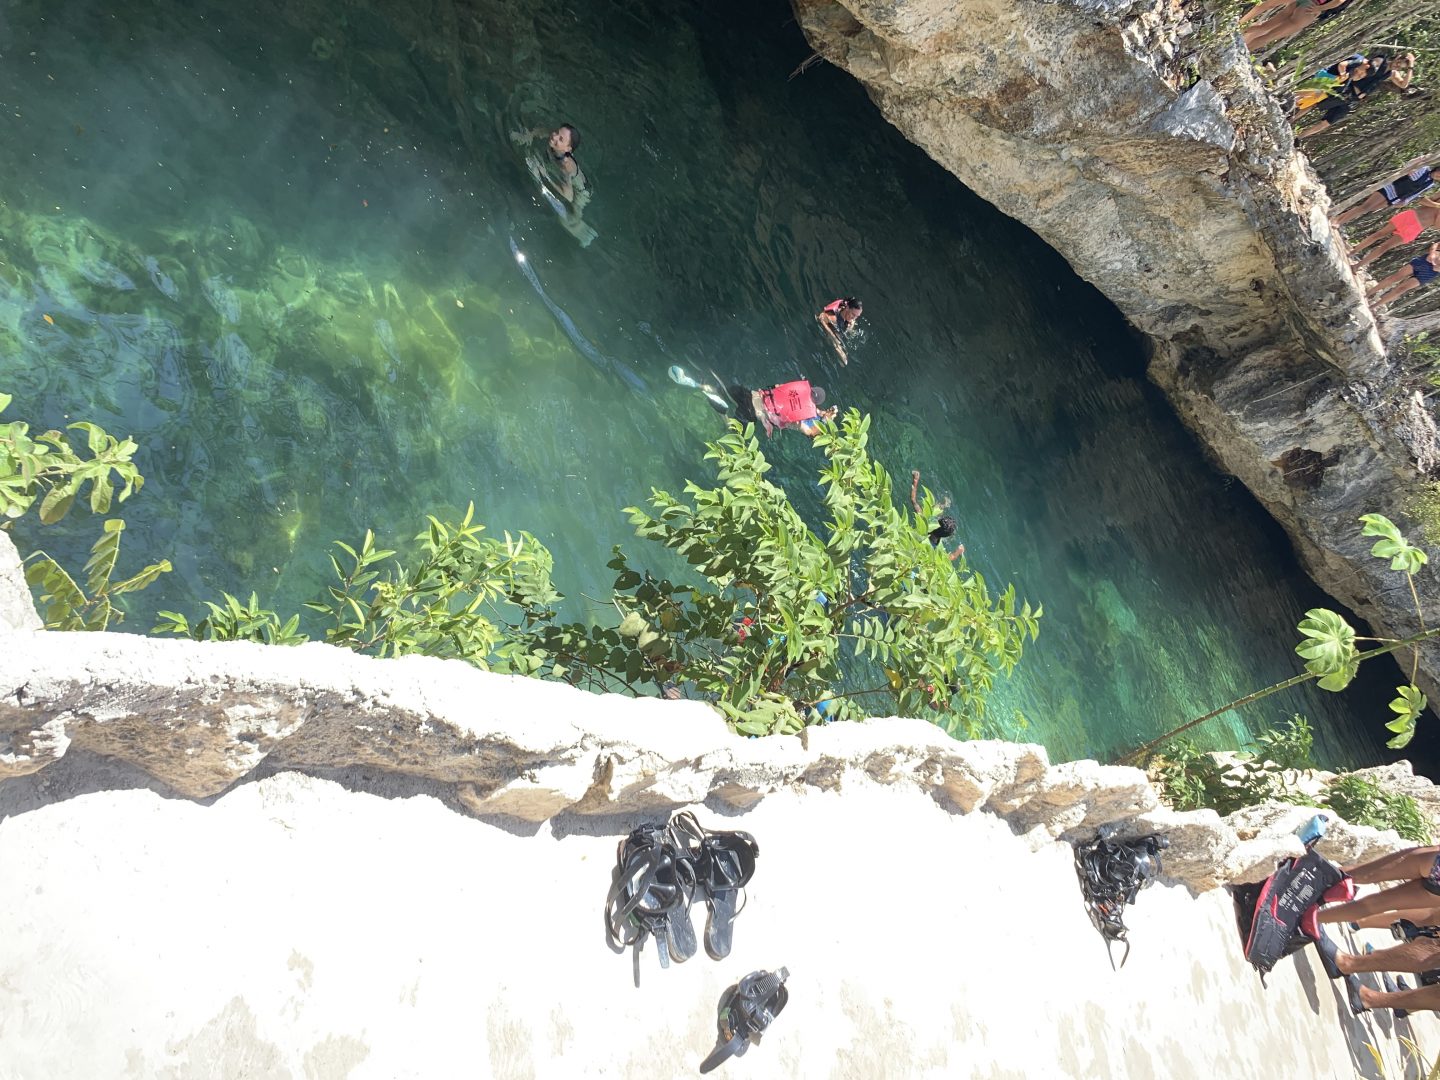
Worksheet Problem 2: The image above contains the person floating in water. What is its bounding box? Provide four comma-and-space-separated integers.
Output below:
816, 297, 863, 365
1369, 240, 1440, 310
510, 122, 596, 246
910, 470, 964, 561
727, 379, 837, 438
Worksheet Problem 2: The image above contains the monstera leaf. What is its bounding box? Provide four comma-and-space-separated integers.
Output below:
1385, 684, 1427, 749
1360, 513, 1429, 575
1295, 608, 1360, 691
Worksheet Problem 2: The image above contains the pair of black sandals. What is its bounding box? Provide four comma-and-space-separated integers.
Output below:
605, 811, 760, 972
605, 812, 785, 1070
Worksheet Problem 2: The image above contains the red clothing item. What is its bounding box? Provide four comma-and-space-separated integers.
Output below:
761, 380, 818, 425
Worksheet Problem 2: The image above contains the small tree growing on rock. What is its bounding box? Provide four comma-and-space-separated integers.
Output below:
157, 412, 1041, 737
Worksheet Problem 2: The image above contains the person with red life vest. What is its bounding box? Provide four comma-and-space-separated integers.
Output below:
726, 379, 837, 438
816, 297, 863, 365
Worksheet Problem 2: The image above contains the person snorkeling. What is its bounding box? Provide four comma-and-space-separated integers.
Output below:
910, 469, 965, 561
816, 297, 863, 365
727, 379, 836, 438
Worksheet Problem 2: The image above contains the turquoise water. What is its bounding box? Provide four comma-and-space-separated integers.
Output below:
0, 0, 1414, 765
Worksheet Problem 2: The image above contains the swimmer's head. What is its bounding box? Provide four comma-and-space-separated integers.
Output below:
842, 297, 863, 316
929, 516, 957, 543
811, 386, 827, 406
550, 124, 580, 154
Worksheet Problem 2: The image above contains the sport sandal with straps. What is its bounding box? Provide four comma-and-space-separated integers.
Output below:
698, 967, 790, 1074
670, 812, 760, 961
604, 822, 698, 980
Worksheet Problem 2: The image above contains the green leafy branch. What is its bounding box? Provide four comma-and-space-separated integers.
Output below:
1117, 512, 1434, 764
0, 392, 143, 524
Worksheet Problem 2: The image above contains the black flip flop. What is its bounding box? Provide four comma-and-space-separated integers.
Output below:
1346, 974, 1368, 1015
671, 812, 760, 960
605, 823, 698, 979
1313, 927, 1344, 981
698, 967, 790, 1074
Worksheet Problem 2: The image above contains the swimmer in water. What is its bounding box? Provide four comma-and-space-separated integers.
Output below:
510, 122, 596, 246
910, 469, 964, 560
816, 297, 863, 365
727, 379, 837, 438
668, 364, 731, 413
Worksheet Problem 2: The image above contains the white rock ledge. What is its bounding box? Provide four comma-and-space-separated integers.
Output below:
0, 622, 1423, 891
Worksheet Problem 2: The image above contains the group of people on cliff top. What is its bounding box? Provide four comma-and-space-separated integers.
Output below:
1231, 0, 1439, 314
1300, 842, 1440, 1014
1330, 158, 1440, 310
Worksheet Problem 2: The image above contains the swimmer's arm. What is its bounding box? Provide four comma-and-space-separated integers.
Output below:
553, 157, 578, 202
910, 470, 922, 515
948, 544, 965, 562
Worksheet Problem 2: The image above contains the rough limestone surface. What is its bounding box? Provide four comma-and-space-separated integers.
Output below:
3, 573, 1440, 1075
791, 0, 1440, 700
0, 532, 39, 635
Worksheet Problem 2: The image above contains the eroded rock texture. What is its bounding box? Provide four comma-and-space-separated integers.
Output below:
0, 533, 1424, 893
792, 0, 1440, 696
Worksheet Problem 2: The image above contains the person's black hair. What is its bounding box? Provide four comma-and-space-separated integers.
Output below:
844, 296, 862, 312
558, 123, 580, 150
929, 516, 956, 543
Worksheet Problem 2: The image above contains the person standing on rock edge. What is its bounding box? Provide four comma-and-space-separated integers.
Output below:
1240, 0, 1347, 53
1333, 156, 1440, 227
1347, 197, 1440, 269
1369, 240, 1440, 310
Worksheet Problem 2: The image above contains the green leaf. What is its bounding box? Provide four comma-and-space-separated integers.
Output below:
0, 392, 10, 414
83, 518, 125, 597
38, 483, 75, 525
110, 559, 172, 595
1360, 513, 1428, 573
1295, 608, 1359, 681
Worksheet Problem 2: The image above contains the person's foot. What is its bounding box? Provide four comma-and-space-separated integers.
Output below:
1357, 982, 1385, 1010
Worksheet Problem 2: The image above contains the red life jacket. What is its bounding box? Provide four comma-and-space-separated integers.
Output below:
762, 380, 817, 425
822, 299, 846, 314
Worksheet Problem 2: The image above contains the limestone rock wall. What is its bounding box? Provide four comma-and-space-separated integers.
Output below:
7, 533, 1440, 1077
0, 531, 1424, 893
791, 0, 1440, 698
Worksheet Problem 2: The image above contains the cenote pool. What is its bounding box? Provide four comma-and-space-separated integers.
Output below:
0, 0, 1420, 765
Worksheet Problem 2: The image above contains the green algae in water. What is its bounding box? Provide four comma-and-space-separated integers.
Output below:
0, 0, 1420, 769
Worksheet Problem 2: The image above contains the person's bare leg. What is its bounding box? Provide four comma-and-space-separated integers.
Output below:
1349, 907, 1440, 932
1374, 276, 1423, 309
1245, 9, 1317, 50
1354, 225, 1406, 267
1336, 192, 1389, 227
1335, 937, 1440, 975
1321, 880, 1438, 923
1358, 981, 1440, 1012
1344, 846, 1440, 885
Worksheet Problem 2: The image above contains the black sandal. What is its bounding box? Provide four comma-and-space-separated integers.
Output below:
670, 812, 760, 960
604, 823, 698, 980
698, 967, 790, 1074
